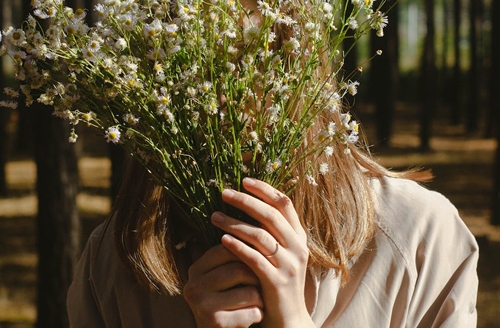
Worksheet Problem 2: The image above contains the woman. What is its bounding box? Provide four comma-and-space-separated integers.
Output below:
67, 1, 479, 327
67, 154, 479, 327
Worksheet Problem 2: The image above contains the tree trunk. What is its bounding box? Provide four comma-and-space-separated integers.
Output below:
34, 104, 80, 328
451, 0, 462, 125
0, 0, 8, 197
0, 100, 8, 198
441, 0, 449, 70
490, 0, 500, 225
493, 137, 500, 226
420, 0, 437, 151
14, 1, 35, 155
24, 1, 81, 325
370, 2, 399, 148
466, 0, 482, 133
440, 0, 450, 109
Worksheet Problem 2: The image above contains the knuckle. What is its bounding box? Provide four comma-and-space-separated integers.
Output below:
184, 273, 214, 305
298, 246, 309, 262
210, 311, 227, 328
241, 284, 260, 301
248, 306, 263, 319
230, 261, 251, 278
186, 264, 196, 279
274, 190, 293, 208
182, 281, 200, 304
246, 306, 264, 325
296, 242, 310, 262
240, 195, 254, 209
233, 190, 248, 202
249, 228, 271, 245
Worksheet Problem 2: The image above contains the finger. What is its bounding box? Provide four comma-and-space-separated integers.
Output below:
188, 244, 239, 278
242, 178, 304, 236
215, 306, 264, 328
221, 189, 295, 247
215, 285, 264, 311
212, 211, 279, 258
185, 283, 264, 327
221, 234, 275, 275
204, 261, 260, 291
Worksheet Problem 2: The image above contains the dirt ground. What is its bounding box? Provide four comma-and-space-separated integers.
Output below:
0, 104, 499, 327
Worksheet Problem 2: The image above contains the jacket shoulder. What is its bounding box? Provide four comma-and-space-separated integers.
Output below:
370, 176, 477, 279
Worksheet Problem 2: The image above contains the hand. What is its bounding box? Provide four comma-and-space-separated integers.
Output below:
183, 243, 264, 328
210, 178, 315, 328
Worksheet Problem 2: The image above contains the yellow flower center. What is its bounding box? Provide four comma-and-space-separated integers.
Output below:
109, 132, 117, 140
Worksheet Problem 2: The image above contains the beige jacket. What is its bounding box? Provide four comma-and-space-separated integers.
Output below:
67, 177, 479, 327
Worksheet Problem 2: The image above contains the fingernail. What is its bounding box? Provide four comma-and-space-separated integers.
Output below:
243, 177, 255, 186
222, 189, 235, 198
211, 212, 225, 224
221, 234, 233, 243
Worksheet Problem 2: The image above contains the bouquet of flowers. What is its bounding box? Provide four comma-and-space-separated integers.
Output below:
0, 0, 388, 244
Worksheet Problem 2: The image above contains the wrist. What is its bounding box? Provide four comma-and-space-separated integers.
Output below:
263, 310, 316, 328
288, 314, 316, 328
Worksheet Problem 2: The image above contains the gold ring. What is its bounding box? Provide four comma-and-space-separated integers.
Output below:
265, 242, 280, 258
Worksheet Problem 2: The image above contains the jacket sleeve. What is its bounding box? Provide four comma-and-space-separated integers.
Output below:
67, 231, 106, 328
332, 178, 480, 327
406, 194, 479, 328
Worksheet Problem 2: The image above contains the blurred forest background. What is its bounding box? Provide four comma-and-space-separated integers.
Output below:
0, 0, 499, 327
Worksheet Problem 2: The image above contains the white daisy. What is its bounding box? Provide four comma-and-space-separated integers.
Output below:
319, 162, 329, 175
105, 126, 121, 144
266, 159, 282, 172
324, 146, 334, 157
